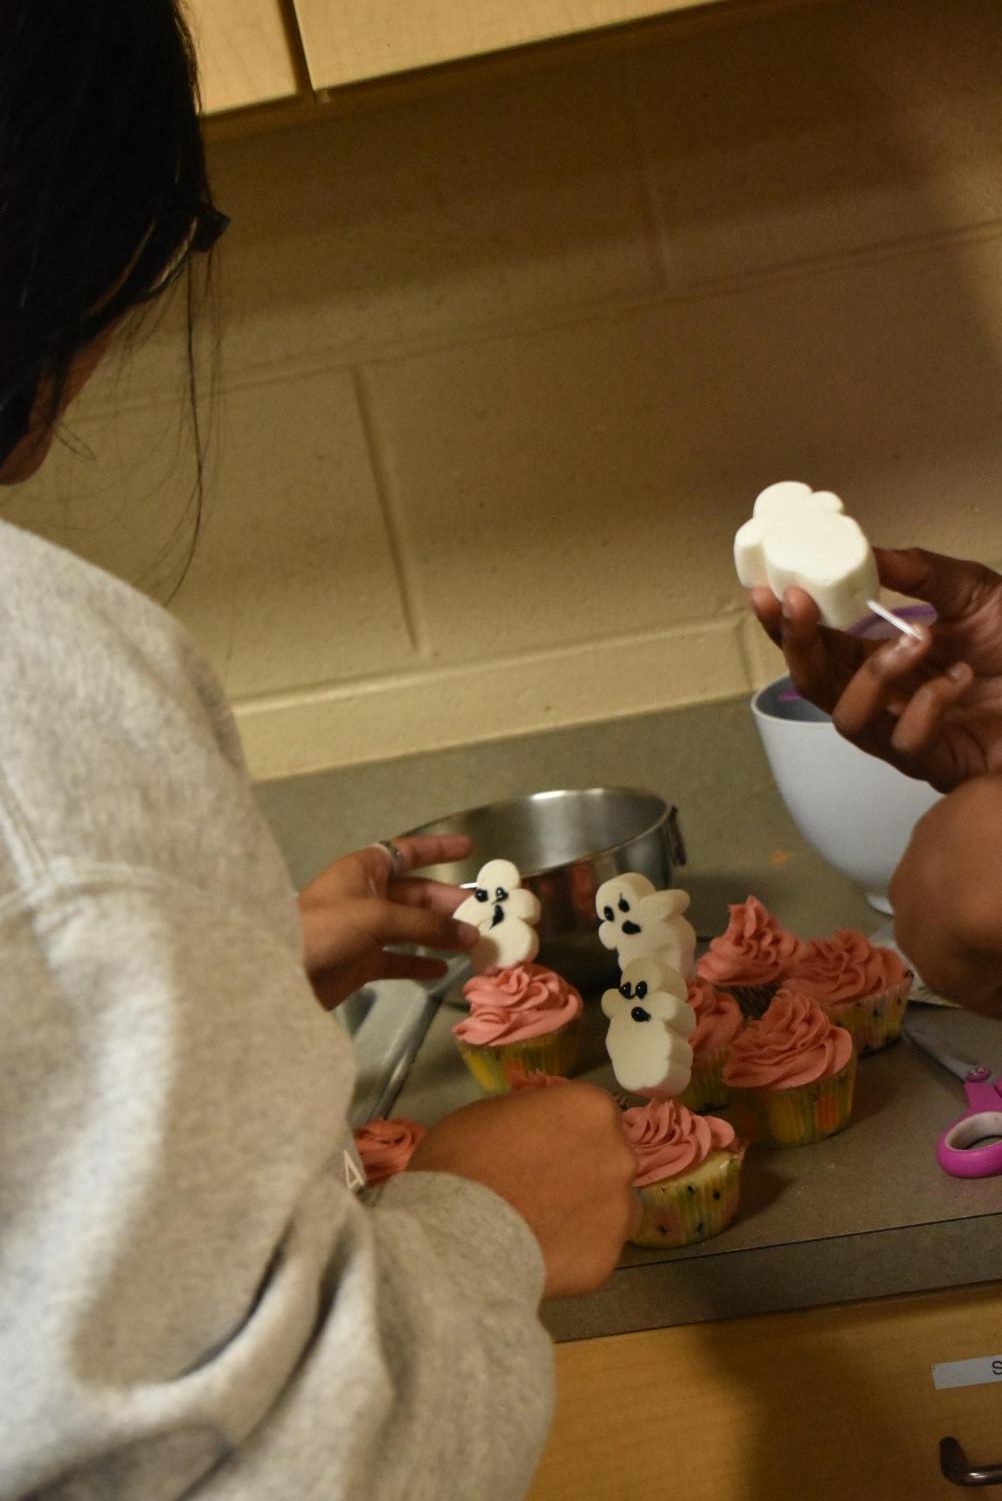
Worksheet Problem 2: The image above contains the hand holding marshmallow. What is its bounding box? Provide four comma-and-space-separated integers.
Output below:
453, 859, 541, 972
595, 872, 696, 978
601, 956, 695, 1097
734, 480, 879, 630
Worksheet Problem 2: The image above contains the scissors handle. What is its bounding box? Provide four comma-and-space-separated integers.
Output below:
937, 1073, 1002, 1178
964, 1075, 1002, 1111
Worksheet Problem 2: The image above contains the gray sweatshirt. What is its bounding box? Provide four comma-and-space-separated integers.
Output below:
0, 521, 553, 1500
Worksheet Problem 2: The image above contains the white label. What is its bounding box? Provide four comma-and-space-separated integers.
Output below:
343, 1148, 366, 1195
932, 1356, 1002, 1391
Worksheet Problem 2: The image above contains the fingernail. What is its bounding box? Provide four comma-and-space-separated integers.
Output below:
947, 662, 970, 682
457, 922, 479, 945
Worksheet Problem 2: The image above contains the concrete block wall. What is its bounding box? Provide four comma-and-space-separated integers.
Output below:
14, 0, 1002, 779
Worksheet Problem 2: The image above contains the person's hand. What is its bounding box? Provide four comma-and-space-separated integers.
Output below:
751, 547, 1002, 792
298, 835, 478, 1010
891, 776, 1002, 1017
407, 1084, 640, 1298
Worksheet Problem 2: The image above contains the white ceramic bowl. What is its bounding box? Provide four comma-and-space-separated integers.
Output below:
751, 676, 942, 912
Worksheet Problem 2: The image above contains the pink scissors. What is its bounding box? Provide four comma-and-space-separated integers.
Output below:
904, 1019, 1002, 1178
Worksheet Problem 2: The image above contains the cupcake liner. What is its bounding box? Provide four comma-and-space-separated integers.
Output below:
726, 1052, 857, 1147
455, 1015, 581, 1095
825, 975, 912, 1055
631, 1146, 744, 1249
725, 982, 779, 1019
677, 1047, 732, 1112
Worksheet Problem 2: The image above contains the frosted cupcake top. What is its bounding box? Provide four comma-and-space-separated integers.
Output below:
782, 930, 907, 1004
686, 976, 743, 1054
621, 1098, 738, 1188
353, 1117, 427, 1187
722, 990, 852, 1090
453, 963, 582, 1045
698, 896, 803, 987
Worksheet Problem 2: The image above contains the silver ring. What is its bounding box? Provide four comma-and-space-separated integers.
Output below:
373, 839, 407, 878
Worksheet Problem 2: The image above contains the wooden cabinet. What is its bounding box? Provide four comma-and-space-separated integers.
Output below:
528, 1283, 1002, 1500
187, 0, 300, 115
188, 0, 753, 114
291, 0, 727, 91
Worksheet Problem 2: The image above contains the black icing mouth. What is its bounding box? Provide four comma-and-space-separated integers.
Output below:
622, 920, 641, 936
490, 903, 505, 929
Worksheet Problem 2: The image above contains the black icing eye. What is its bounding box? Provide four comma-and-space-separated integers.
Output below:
619, 982, 632, 999
618, 896, 630, 913
474, 887, 489, 903
630, 1006, 651, 1023
495, 886, 508, 901
602, 905, 614, 923
635, 980, 648, 1000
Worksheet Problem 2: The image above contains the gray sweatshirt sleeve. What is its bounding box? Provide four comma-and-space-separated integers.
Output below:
0, 874, 553, 1501
0, 522, 554, 1501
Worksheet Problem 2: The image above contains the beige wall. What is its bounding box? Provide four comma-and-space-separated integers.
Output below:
13, 0, 1002, 780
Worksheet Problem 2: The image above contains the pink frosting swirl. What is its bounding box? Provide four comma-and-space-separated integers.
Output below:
698, 896, 803, 987
622, 1098, 738, 1188
353, 1117, 428, 1187
783, 930, 906, 1004
508, 1068, 572, 1090
722, 990, 853, 1089
687, 976, 743, 1055
453, 963, 582, 1045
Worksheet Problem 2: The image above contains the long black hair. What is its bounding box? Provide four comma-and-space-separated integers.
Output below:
0, 0, 220, 465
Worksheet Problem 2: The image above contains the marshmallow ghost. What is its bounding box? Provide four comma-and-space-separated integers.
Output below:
453, 859, 542, 972
734, 480, 879, 630
595, 873, 696, 978
601, 956, 695, 1097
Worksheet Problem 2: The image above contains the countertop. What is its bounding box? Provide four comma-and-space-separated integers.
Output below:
256, 696, 1002, 1343
395, 993, 1002, 1342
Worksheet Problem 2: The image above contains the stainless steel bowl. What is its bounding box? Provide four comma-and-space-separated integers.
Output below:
404, 787, 686, 989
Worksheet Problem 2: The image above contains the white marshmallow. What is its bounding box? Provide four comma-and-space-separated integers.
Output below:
453, 858, 541, 971
601, 956, 695, 1097
595, 873, 696, 978
735, 481, 879, 630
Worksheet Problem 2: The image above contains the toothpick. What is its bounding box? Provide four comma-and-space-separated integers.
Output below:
865, 598, 924, 640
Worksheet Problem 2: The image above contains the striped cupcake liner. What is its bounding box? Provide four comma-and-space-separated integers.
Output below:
825, 975, 912, 1055
677, 1048, 732, 1112
455, 1015, 581, 1096
631, 1147, 744, 1249
726, 1053, 857, 1147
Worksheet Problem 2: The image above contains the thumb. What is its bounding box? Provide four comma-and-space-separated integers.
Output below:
875, 546, 1000, 621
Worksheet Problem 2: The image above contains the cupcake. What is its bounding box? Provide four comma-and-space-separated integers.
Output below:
782, 930, 911, 1053
452, 962, 583, 1094
677, 976, 744, 1112
698, 896, 803, 1016
507, 1067, 572, 1090
621, 1097, 745, 1249
353, 1117, 428, 1187
722, 990, 855, 1146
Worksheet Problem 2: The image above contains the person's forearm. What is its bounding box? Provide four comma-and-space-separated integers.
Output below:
892, 775, 1002, 1016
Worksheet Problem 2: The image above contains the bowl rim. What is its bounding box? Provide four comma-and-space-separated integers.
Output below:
402, 785, 670, 878
751, 675, 833, 726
